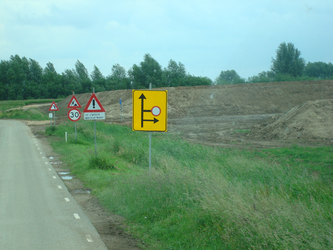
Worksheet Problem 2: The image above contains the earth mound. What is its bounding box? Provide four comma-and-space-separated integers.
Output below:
249, 99, 333, 141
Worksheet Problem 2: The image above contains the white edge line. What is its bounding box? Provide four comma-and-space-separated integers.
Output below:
85, 235, 93, 243
73, 213, 80, 219
57, 185, 62, 189
64, 198, 70, 202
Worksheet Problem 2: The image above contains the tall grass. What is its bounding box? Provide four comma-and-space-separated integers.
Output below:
47, 121, 333, 249
0, 108, 49, 120
0, 99, 62, 112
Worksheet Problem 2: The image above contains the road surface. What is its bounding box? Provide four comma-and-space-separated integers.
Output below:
0, 120, 107, 250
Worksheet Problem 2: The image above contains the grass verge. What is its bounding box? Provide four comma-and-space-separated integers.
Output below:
0, 99, 62, 120
0, 99, 62, 112
46, 121, 333, 249
0, 108, 49, 120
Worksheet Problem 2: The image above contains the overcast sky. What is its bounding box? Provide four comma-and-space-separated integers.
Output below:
1, 0, 332, 81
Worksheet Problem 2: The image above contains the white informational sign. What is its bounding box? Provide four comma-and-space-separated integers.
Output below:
49, 113, 53, 118
84, 112, 105, 120
83, 93, 105, 120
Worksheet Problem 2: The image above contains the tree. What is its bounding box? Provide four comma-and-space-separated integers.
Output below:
214, 70, 244, 85
75, 60, 91, 92
42, 62, 60, 98
304, 62, 333, 79
271, 42, 305, 77
91, 65, 106, 92
129, 54, 162, 89
106, 64, 129, 90
247, 71, 275, 83
162, 60, 187, 87
185, 75, 212, 86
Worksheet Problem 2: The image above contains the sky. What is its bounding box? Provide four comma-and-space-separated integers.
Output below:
0, 0, 332, 81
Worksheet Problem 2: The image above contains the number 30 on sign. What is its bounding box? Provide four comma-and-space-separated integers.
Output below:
68, 108, 81, 122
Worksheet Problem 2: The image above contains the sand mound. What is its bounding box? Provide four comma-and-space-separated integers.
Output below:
249, 99, 333, 141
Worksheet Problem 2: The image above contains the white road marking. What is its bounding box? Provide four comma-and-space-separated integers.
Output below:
85, 235, 93, 243
38, 148, 40, 150
45, 162, 48, 164
57, 185, 62, 189
64, 198, 70, 202
73, 213, 80, 219
48, 168, 52, 171
42, 156, 45, 159
52, 176, 56, 179
40, 152, 42, 154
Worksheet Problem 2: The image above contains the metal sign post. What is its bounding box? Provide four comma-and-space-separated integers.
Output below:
93, 88, 97, 158
49, 102, 59, 126
49, 113, 53, 126
149, 83, 152, 173
132, 85, 168, 174
120, 98, 123, 121
67, 92, 82, 141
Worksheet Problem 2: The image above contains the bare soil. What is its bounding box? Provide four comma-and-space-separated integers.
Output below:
25, 80, 333, 249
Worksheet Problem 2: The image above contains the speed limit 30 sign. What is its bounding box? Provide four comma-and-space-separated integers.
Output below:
68, 108, 81, 122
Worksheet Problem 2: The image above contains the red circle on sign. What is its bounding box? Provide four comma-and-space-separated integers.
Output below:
67, 108, 81, 122
151, 106, 161, 116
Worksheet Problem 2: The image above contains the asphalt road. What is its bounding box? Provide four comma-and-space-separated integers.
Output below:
0, 120, 107, 250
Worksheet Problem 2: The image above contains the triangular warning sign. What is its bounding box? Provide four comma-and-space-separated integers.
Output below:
67, 95, 82, 108
83, 93, 105, 113
49, 101, 59, 111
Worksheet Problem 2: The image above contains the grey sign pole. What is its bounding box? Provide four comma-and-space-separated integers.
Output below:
53, 111, 55, 126
120, 98, 123, 122
93, 88, 97, 158
149, 83, 152, 173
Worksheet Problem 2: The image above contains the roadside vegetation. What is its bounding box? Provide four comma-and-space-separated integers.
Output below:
46, 121, 333, 249
0, 99, 61, 120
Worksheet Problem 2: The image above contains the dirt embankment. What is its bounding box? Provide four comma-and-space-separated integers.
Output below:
51, 80, 332, 119
40, 80, 333, 146
250, 99, 333, 141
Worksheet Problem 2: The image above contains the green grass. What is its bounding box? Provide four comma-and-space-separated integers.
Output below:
46, 121, 333, 249
0, 99, 62, 120
0, 108, 49, 120
0, 99, 63, 112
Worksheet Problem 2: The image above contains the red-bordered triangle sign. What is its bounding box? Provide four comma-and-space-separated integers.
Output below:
49, 101, 59, 111
83, 93, 105, 113
67, 95, 82, 108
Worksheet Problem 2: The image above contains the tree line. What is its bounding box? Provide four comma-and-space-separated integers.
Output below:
215, 42, 333, 85
0, 54, 212, 100
1, 42, 332, 100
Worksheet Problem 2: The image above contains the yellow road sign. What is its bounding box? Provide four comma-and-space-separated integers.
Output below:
132, 90, 168, 132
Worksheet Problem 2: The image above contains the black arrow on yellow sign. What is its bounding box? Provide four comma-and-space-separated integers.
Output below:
139, 94, 159, 127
